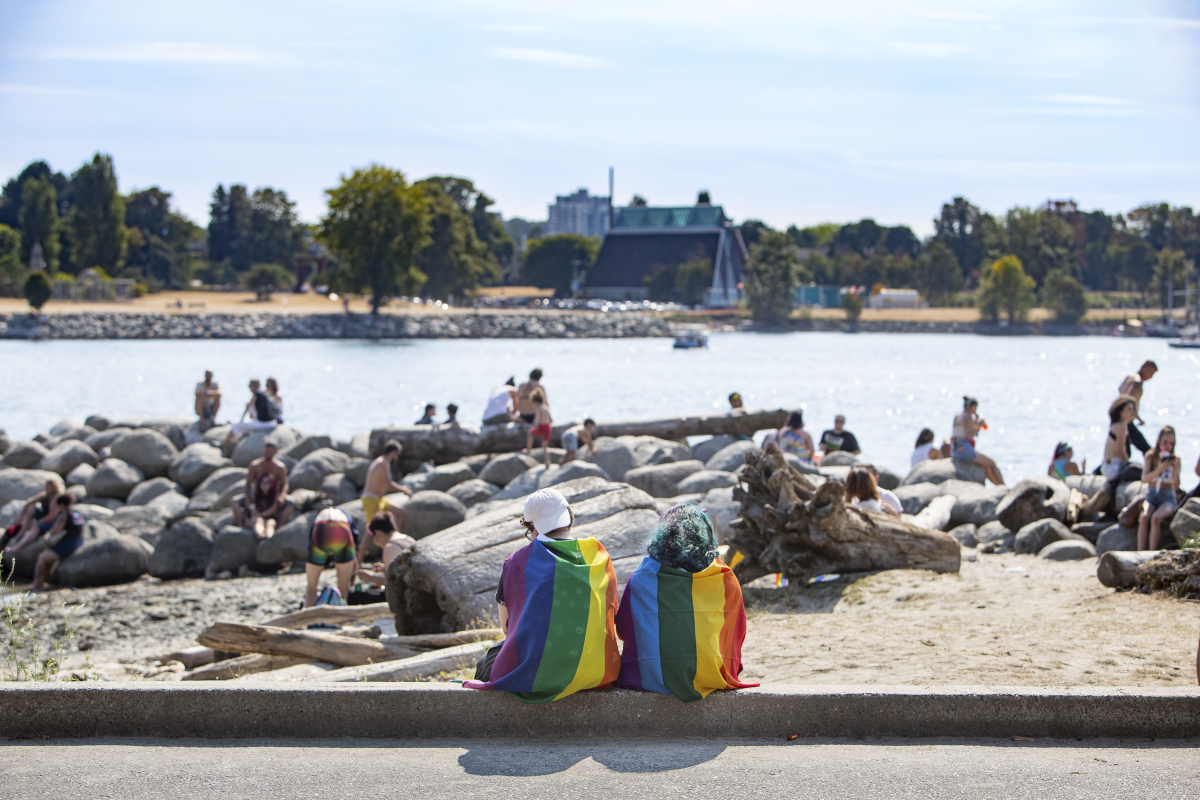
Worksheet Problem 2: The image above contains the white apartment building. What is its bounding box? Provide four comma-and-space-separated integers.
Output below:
546, 189, 611, 238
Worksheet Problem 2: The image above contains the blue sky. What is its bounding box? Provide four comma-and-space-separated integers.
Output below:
1, 1, 1197, 234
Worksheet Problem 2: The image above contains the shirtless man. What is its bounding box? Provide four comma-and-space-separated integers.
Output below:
194, 370, 222, 433
1118, 360, 1157, 456
362, 441, 412, 534
233, 442, 293, 539
356, 512, 415, 587
559, 419, 597, 465
517, 368, 547, 423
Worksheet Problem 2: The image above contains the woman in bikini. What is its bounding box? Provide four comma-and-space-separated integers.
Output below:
1138, 426, 1180, 551
951, 396, 1004, 486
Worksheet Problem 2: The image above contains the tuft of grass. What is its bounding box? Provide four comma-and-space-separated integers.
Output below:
1, 565, 84, 681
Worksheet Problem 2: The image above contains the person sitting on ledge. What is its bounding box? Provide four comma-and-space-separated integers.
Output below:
1048, 442, 1084, 480
483, 377, 519, 425
951, 396, 1004, 486
615, 503, 758, 702
859, 463, 902, 516
2, 478, 63, 553
1138, 426, 1180, 551
222, 379, 278, 447
415, 403, 436, 425
820, 414, 861, 456
464, 488, 620, 703
233, 442, 293, 540
845, 466, 899, 517
443, 403, 459, 426
764, 411, 816, 467
911, 428, 942, 467
30, 494, 84, 592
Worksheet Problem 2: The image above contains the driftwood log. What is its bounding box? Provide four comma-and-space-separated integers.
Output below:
1097, 549, 1200, 595
388, 629, 501, 648
197, 622, 424, 667
1096, 550, 1163, 588
265, 603, 391, 629
369, 409, 787, 466
313, 640, 497, 682
184, 653, 311, 681
726, 445, 961, 585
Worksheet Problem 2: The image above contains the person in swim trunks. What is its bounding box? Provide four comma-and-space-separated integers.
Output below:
558, 419, 596, 465
523, 389, 553, 466
304, 506, 361, 607
361, 441, 412, 533
233, 442, 293, 540
31, 494, 83, 591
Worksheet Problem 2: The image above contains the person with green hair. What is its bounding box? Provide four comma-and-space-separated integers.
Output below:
615, 503, 757, 702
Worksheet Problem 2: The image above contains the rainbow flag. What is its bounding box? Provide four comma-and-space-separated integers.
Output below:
615, 556, 758, 702
464, 537, 620, 704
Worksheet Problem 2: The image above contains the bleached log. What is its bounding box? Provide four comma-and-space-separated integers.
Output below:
184, 653, 311, 681
383, 629, 502, 649
1096, 550, 1163, 588
265, 603, 390, 629
313, 640, 497, 682
196, 622, 423, 667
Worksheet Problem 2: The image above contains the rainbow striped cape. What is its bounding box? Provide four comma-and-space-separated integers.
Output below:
464, 537, 620, 704
615, 556, 757, 702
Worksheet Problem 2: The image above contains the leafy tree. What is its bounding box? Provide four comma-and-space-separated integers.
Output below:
933, 196, 987, 279
1123, 240, 1156, 300
208, 184, 249, 265
68, 153, 127, 275
208, 184, 300, 271
643, 263, 676, 301
1127, 203, 1171, 250
414, 178, 493, 300
842, 291, 863, 323
976, 255, 1036, 323
0, 223, 24, 296
743, 230, 799, 325
986, 206, 1074, 286
629, 194, 648, 207
124, 187, 202, 289
915, 241, 963, 305
24, 270, 52, 310
882, 226, 921, 258
0, 161, 71, 229
1042, 269, 1087, 324
1153, 248, 1190, 310
244, 263, 293, 300
833, 219, 884, 257
520, 234, 599, 296
788, 223, 838, 250
738, 220, 771, 248
319, 165, 430, 315
676, 257, 713, 306
18, 176, 60, 270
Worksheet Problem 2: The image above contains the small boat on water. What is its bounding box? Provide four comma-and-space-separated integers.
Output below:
673, 332, 708, 349
1169, 338, 1200, 349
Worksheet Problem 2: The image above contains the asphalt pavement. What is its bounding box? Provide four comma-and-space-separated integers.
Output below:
3, 737, 1198, 799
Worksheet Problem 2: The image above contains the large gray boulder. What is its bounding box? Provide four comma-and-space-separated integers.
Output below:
583, 438, 638, 481
168, 443, 231, 491
1039, 539, 1097, 561
447, 479, 500, 508
677, 470, 739, 495
0, 469, 63, 506
139, 416, 194, 451
72, 496, 123, 511
58, 535, 152, 588
84, 414, 112, 432
38, 440, 99, 477
289, 448, 351, 491
1095, 524, 1139, 556
700, 486, 740, 543
1014, 518, 1081, 555
149, 518, 216, 579
950, 484, 1010, 527
625, 460, 707, 498
49, 418, 85, 437
947, 523, 978, 548
894, 482, 942, 515
489, 461, 613, 503
819, 451, 859, 467
344, 458, 370, 489
627, 436, 692, 467
976, 520, 1013, 552
46, 426, 97, 448
0, 429, 8, 456
84, 428, 131, 453
184, 467, 248, 513
110, 429, 178, 479
319, 473, 359, 505
1170, 497, 1200, 544
282, 435, 333, 461
901, 459, 987, 486
1064, 474, 1108, 497
230, 426, 303, 468
1116, 481, 1145, 512
145, 487, 189, 518
401, 461, 476, 493
109, 503, 174, 544
126, 477, 184, 507
206, 526, 265, 577
690, 435, 738, 464
73, 503, 115, 522
404, 490, 468, 538
2, 441, 50, 469
478, 453, 540, 488
394, 477, 659, 632
0, 499, 24, 529
996, 476, 1070, 532
65, 463, 96, 489
705, 441, 756, 473
84, 459, 144, 501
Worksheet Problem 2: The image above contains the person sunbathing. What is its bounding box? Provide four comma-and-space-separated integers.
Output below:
464, 488, 620, 703
615, 503, 759, 702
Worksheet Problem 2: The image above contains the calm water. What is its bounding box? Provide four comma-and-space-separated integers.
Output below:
1, 333, 1197, 481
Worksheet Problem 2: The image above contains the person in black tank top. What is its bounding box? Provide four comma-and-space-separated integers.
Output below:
31, 494, 84, 591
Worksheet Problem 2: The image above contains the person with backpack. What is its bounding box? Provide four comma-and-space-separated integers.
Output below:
223, 378, 279, 447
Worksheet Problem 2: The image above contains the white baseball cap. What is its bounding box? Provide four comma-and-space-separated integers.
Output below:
523, 488, 572, 535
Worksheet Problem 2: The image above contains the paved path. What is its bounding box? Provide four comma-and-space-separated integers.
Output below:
3, 738, 1199, 799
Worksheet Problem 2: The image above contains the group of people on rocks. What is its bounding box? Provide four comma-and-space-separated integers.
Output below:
193, 370, 285, 442
481, 369, 596, 467
1, 478, 84, 591
906, 397, 1005, 487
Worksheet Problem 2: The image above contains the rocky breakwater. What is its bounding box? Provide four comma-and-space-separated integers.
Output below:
0, 311, 673, 340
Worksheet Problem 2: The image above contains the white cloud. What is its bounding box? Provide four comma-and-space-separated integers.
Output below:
1043, 94, 1132, 106
487, 47, 607, 69
19, 43, 288, 64
889, 41, 970, 58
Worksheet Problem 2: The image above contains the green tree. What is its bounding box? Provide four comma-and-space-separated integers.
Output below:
1042, 268, 1087, 324
675, 257, 714, 306
18, 176, 61, 271
842, 291, 863, 323
976, 255, 1036, 323
414, 178, 492, 300
933, 196, 987, 278
643, 264, 676, 302
0, 161, 70, 230
243, 262, 293, 300
0, 223, 24, 296
24, 270, 52, 310
1123, 241, 1156, 301
787, 222, 838, 250
520, 234, 599, 296
743, 230, 799, 324
68, 153, 127, 274
1153, 248, 1190, 310
916, 241, 963, 305
985, 206, 1074, 286
207, 184, 301, 272
124, 187, 203, 289
319, 165, 430, 315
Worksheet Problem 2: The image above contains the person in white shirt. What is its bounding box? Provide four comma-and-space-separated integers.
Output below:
483, 377, 518, 425
911, 428, 942, 468
860, 463, 903, 516
846, 467, 900, 517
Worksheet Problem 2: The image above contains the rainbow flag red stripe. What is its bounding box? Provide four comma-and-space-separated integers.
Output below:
615, 556, 757, 702
464, 537, 620, 704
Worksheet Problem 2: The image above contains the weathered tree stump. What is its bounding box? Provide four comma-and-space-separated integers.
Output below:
1099, 549, 1200, 596
726, 445, 961, 585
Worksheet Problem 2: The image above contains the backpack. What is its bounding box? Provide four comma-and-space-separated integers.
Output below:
314, 586, 346, 607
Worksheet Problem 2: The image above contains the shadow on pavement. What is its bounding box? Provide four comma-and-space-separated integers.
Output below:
458, 740, 728, 775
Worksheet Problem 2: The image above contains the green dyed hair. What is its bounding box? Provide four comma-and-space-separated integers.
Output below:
646, 503, 718, 573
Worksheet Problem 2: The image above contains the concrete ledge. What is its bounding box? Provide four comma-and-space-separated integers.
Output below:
3, 684, 1199, 740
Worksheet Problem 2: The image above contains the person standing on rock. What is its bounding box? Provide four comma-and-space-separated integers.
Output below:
30, 494, 83, 592
559, 419, 597, 465
819, 415, 861, 456
304, 505, 360, 607
222, 379, 278, 447
951, 397, 1004, 486
362, 441, 411, 533
482, 378, 519, 425
194, 370, 222, 433
1137, 426, 1180, 551
233, 442, 294, 540
517, 368, 547, 423
524, 389, 553, 466
1118, 360, 1158, 456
